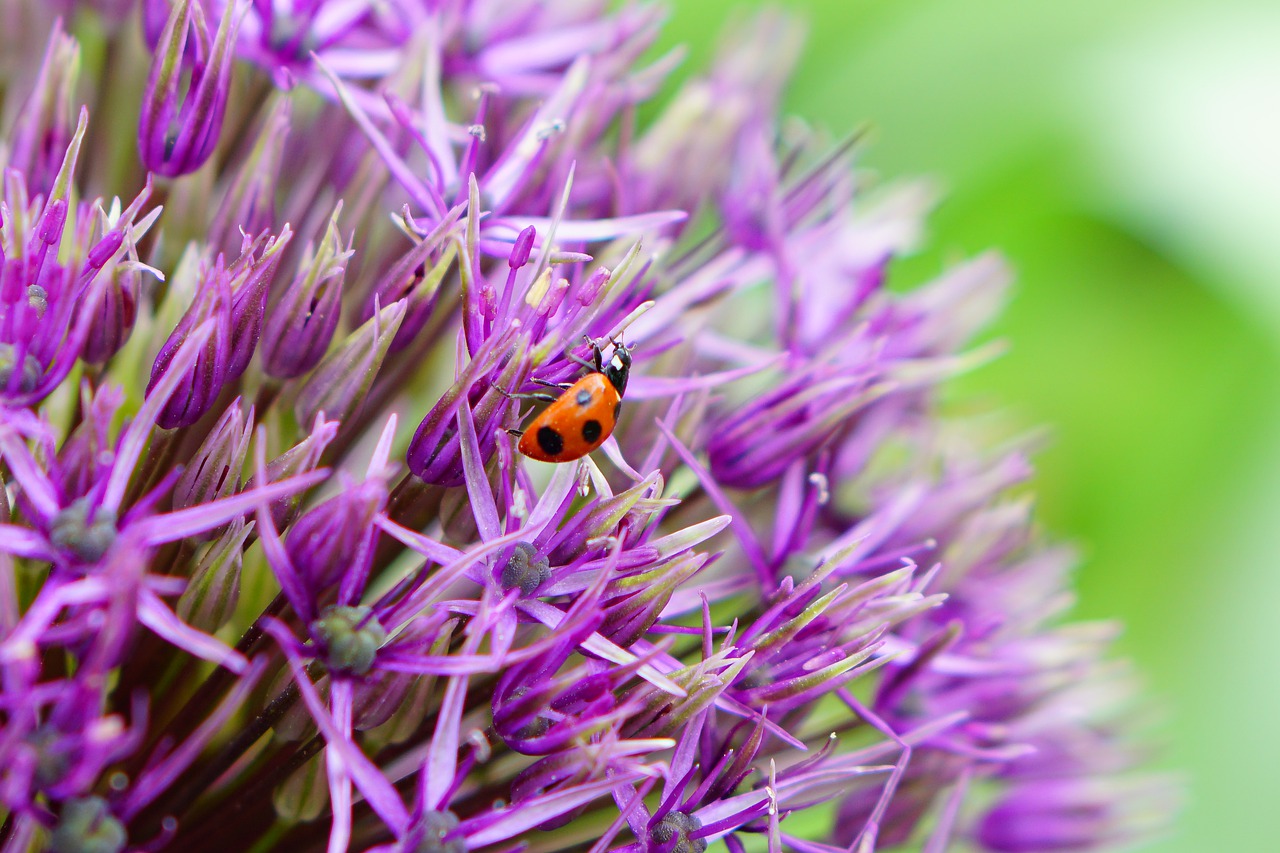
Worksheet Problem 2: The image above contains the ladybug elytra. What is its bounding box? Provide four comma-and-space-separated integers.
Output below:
515, 340, 632, 463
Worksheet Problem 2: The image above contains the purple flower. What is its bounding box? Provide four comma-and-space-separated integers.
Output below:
0, 3, 1173, 853
1, 112, 158, 407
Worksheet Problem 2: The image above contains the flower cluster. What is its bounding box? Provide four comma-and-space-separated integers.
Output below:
0, 2, 1172, 852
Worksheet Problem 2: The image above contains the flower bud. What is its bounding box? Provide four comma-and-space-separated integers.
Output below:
146, 251, 232, 429
707, 348, 888, 489
209, 97, 291, 252
139, 0, 241, 177
285, 480, 383, 593
173, 398, 254, 519
0, 344, 43, 395
273, 755, 328, 823
77, 180, 161, 366
358, 235, 454, 355
177, 519, 252, 632
7, 22, 80, 197
407, 335, 525, 487
261, 207, 349, 379
53, 385, 124, 502
81, 265, 140, 364
243, 414, 338, 530
294, 297, 406, 428
225, 228, 294, 380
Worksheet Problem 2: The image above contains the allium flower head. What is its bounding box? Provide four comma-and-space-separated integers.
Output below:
0, 3, 1175, 853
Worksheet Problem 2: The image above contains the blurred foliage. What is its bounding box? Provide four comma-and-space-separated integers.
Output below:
661, 1, 1280, 850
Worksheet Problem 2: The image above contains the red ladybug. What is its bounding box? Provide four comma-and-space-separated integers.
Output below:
515, 340, 632, 463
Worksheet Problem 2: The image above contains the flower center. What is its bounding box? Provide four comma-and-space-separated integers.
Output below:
500, 686, 552, 743
49, 498, 118, 564
27, 284, 48, 318
26, 726, 70, 787
411, 809, 466, 853
499, 542, 550, 596
0, 343, 42, 394
649, 810, 707, 853
310, 605, 386, 676
48, 797, 126, 853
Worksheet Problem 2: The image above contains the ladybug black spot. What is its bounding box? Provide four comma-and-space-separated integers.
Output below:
581, 419, 602, 443
536, 426, 564, 456
575, 389, 593, 406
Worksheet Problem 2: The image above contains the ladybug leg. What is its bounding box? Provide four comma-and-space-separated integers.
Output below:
531, 377, 574, 390
506, 428, 525, 438
578, 334, 606, 372
496, 386, 558, 404
564, 349, 595, 370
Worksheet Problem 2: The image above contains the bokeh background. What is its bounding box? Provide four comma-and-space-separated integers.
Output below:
661, 1, 1280, 850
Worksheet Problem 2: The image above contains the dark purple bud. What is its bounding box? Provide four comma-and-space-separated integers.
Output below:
350, 668, 417, 732
407, 337, 526, 487
147, 254, 232, 429
139, 0, 241, 177
82, 266, 140, 364
310, 605, 386, 677
226, 228, 293, 379
262, 210, 349, 379
494, 685, 554, 746
285, 483, 382, 593
357, 220, 455, 355
48, 797, 126, 853
173, 397, 253, 521
79, 181, 157, 364
510, 754, 597, 830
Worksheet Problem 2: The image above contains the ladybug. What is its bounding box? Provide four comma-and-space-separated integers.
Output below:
514, 340, 632, 463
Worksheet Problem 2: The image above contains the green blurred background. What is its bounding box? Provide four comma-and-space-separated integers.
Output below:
662, 1, 1280, 850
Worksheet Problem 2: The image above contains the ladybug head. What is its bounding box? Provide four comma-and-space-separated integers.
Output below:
602, 341, 632, 396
